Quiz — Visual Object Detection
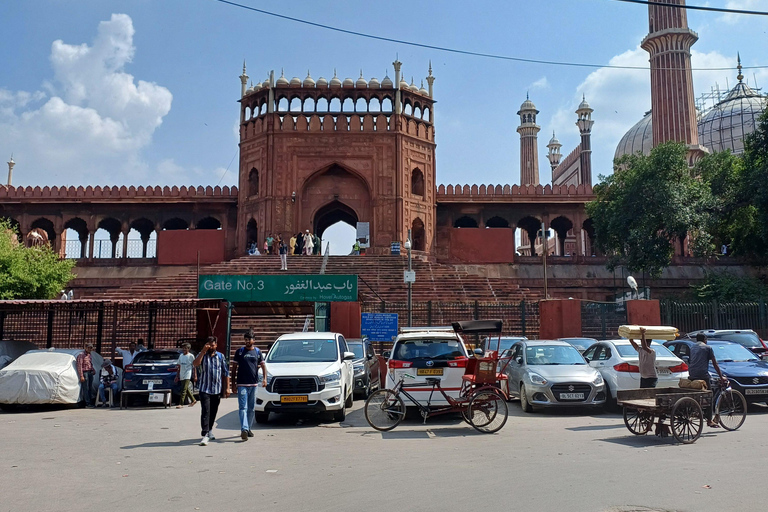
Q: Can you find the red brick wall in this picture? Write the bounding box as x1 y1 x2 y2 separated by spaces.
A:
157 230 225 265
448 228 515 263
330 302 362 339
626 300 661 326
539 299 582 339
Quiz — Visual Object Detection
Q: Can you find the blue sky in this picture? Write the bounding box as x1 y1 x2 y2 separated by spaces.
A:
1 1 766 252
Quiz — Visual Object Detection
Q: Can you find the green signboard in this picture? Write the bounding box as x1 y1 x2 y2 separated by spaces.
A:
198 274 358 302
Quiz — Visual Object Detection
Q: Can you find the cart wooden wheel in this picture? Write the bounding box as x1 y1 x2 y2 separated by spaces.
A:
670 397 704 444
623 406 654 435
467 390 508 434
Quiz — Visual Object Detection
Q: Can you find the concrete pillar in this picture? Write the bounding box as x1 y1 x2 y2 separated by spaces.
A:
88 231 95 259
539 299 582 339
121 229 129 259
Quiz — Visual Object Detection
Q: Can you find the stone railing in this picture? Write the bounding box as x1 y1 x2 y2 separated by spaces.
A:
0 185 239 200
437 183 594 197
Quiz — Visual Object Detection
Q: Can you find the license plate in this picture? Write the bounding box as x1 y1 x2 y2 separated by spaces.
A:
280 395 308 403
559 393 584 400
148 393 166 403
417 368 444 376
657 368 671 375
143 379 163 385
745 389 768 395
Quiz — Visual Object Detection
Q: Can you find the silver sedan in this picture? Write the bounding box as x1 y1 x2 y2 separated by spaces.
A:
501 340 606 412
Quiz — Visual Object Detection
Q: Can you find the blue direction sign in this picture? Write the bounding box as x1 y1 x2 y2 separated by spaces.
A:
361 312 399 342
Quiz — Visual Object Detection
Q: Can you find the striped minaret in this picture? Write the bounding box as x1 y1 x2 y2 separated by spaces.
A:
517 94 540 186
641 0 707 162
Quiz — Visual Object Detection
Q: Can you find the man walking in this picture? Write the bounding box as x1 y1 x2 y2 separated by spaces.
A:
689 332 728 428
628 327 657 388
303 230 314 256
232 330 267 440
175 343 197 408
193 337 230 446
76 344 96 408
278 236 288 271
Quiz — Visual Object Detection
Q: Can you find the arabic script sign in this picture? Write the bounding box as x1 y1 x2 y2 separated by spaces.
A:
198 275 358 302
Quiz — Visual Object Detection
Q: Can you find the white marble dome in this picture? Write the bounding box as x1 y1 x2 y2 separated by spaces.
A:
276 72 289 87
303 72 315 88
698 82 767 155
368 77 380 88
381 75 393 88
356 73 368 88
289 76 301 87
614 110 653 161
316 77 328 88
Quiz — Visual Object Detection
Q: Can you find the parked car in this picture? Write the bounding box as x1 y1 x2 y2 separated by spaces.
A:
346 338 381 398
0 348 104 407
0 340 37 370
665 339 768 404
582 340 688 407
255 332 355 423
558 337 598 354
122 349 182 404
687 329 768 358
386 327 470 407
501 340 605 412
480 336 527 355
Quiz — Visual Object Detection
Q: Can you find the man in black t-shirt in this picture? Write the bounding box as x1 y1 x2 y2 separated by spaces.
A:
232 330 267 440
689 333 728 427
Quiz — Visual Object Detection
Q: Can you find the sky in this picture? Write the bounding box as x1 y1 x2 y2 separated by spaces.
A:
1 0 767 253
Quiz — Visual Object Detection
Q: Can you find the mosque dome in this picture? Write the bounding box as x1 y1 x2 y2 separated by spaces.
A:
356 72 368 88
289 76 301 87
381 75 393 88
698 81 767 155
519 97 537 112
276 71 289 87
303 72 315 88
262 78 270 88
342 77 354 88
614 110 653 161
399 77 409 90
368 77 380 89
409 78 418 92
578 96 592 112
548 132 561 146
419 81 428 95
330 73 342 88
316 76 328 88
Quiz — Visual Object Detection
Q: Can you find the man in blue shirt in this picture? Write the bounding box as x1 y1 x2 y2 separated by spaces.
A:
689 333 728 428
232 329 267 440
193 337 230 446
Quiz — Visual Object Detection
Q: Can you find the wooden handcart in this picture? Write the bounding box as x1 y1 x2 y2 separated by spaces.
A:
617 387 713 444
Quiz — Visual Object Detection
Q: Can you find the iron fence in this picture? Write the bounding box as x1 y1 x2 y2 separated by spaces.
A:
581 301 627 340
63 239 156 259
0 300 220 358
661 300 768 337
361 300 539 349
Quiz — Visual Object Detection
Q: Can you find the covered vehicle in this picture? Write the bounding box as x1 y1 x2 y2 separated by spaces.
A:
0 348 103 405
0 340 38 370
687 329 768 358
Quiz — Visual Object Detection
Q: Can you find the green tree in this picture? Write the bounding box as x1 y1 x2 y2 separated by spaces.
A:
0 220 76 299
691 270 768 302
586 142 711 278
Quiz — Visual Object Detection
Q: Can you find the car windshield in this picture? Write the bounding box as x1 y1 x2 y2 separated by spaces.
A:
560 338 595 351
709 333 761 348
615 343 675 358
266 338 338 363
347 343 365 359
393 338 466 361
132 351 179 363
711 343 759 362
525 345 586 365
483 337 524 352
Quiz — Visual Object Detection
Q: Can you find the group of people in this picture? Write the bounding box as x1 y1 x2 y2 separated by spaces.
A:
630 328 728 429
76 339 150 408
247 231 322 259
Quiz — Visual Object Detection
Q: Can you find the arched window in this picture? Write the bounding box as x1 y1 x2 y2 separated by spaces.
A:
454 216 478 228
485 216 510 228
411 168 425 197
162 218 189 230
289 97 302 112
277 97 289 111
196 217 222 230
411 218 425 251
249 168 259 197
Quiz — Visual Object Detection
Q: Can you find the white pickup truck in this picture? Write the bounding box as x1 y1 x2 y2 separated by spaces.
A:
255 332 355 423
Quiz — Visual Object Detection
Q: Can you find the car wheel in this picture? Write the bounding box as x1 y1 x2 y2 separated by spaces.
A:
520 383 533 413
603 382 617 412
345 387 354 408
254 412 269 424
334 397 347 422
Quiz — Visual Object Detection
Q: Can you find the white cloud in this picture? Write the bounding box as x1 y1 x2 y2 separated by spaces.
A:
0 14 174 186
528 77 550 91
721 0 762 24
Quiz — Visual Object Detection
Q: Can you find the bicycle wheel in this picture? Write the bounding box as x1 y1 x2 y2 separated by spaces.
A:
364 389 406 432
716 389 747 431
623 406 654 435
670 397 703 444
467 390 508 434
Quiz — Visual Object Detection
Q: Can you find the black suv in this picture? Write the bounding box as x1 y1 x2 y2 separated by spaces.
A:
347 338 381 399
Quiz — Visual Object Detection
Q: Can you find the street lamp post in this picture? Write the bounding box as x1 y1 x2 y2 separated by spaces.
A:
404 229 412 327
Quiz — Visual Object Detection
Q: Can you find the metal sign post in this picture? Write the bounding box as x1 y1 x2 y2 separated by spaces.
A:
542 221 548 299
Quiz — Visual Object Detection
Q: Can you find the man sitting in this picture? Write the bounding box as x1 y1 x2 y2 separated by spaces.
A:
98 359 119 408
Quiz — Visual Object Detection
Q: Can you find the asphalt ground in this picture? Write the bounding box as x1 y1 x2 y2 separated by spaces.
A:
2 397 767 512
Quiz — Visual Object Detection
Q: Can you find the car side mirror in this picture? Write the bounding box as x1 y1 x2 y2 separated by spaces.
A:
382 350 391 359
473 348 484 356
343 351 355 361
516 357 523 365
584 357 590 363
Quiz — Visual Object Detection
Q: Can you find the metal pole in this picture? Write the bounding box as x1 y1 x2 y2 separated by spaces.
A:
542 222 548 299
407 228 412 327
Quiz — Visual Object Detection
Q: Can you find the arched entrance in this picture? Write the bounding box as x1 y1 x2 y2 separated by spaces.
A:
313 201 358 239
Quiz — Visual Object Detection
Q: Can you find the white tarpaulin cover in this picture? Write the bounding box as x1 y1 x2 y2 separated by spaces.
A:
0 340 37 369
0 349 103 404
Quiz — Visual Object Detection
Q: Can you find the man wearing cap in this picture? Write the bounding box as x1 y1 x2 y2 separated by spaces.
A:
98 359 119 407
303 230 314 256
76 344 96 408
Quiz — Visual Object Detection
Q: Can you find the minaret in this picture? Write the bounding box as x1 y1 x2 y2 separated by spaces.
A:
546 132 562 180
576 95 594 186
641 0 707 163
6 156 14 186
239 60 249 98
425 62 435 123
517 94 541 186
393 59 402 114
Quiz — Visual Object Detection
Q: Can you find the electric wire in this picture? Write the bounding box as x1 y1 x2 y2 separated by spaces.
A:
211 0 768 71
609 0 768 16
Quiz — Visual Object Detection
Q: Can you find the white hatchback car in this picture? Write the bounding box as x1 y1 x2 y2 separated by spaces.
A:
386 328 470 406
255 332 355 423
582 339 688 405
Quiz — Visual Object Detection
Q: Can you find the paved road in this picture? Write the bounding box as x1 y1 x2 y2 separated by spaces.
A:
2 398 767 512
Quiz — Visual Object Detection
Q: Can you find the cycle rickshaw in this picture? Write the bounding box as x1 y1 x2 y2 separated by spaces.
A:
364 320 512 434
